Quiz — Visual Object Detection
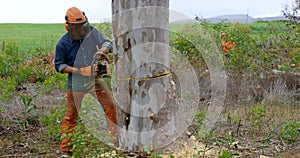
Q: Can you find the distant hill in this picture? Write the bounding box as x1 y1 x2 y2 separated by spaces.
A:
170 14 289 24
256 15 288 22
205 14 256 23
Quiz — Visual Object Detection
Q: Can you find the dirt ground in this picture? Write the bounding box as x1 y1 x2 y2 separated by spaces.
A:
0 84 299 158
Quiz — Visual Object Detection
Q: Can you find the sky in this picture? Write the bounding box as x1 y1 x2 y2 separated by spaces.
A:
0 0 294 23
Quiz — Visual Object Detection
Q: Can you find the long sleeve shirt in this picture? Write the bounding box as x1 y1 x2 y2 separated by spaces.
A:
54 26 112 91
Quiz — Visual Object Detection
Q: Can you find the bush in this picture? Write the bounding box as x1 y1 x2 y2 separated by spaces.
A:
280 120 300 143
0 77 16 102
40 73 67 93
42 106 66 141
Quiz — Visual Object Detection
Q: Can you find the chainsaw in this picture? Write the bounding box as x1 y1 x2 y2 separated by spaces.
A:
91 49 111 78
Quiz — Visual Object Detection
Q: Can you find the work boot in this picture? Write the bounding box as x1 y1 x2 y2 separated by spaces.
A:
60 151 72 158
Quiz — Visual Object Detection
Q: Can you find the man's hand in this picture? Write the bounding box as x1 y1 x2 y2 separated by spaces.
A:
79 66 98 77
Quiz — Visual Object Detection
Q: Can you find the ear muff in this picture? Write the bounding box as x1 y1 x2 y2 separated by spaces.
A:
65 23 69 31
65 15 68 21
65 15 69 31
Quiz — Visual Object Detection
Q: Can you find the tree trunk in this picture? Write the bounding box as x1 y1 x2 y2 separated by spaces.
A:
111 0 174 152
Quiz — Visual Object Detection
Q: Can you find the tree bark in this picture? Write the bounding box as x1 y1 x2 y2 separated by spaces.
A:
111 0 174 152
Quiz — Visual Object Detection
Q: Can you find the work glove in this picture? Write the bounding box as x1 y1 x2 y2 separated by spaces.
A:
79 66 98 77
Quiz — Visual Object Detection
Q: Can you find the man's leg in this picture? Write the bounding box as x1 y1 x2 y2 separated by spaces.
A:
92 79 118 143
61 91 85 152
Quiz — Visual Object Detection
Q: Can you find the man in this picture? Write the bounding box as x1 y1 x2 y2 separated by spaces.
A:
221 32 235 56
54 7 117 157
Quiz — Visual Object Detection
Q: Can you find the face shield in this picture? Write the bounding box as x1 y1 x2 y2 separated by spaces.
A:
68 21 91 40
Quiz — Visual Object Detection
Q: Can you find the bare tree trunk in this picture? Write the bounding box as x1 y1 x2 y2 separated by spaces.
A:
112 0 173 152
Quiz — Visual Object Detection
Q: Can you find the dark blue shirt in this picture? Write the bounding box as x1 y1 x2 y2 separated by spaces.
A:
54 26 112 91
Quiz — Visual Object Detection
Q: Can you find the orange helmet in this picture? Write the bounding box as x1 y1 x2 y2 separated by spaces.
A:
64 7 90 40
65 7 87 24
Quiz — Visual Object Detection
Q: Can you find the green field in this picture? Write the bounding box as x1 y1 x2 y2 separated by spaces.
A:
0 24 65 57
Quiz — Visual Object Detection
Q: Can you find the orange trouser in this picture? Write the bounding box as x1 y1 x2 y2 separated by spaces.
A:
61 80 117 152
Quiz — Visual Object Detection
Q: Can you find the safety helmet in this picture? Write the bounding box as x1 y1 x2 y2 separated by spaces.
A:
65 7 91 40
65 7 87 24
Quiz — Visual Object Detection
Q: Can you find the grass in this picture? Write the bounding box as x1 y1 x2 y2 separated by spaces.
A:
0 24 65 55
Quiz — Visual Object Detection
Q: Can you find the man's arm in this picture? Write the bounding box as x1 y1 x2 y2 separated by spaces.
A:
95 28 113 54
54 48 79 75
62 66 80 74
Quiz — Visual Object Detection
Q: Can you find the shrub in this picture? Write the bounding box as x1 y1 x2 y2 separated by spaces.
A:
280 120 300 143
18 93 39 128
42 106 66 141
0 77 16 102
